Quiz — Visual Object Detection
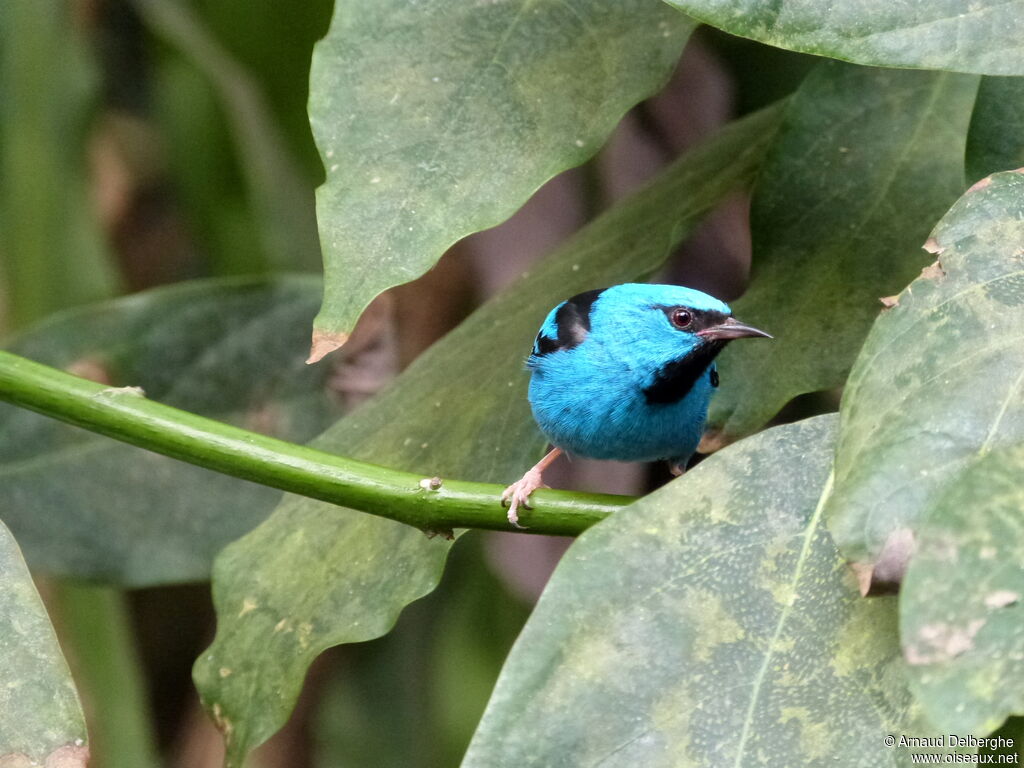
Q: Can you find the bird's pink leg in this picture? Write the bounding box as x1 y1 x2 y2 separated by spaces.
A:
501 447 564 528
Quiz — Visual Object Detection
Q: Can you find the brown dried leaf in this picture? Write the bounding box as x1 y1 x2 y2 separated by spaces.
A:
919 260 946 280
853 527 916 597
306 329 350 364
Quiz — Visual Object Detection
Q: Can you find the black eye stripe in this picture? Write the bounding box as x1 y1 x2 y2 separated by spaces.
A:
656 306 728 333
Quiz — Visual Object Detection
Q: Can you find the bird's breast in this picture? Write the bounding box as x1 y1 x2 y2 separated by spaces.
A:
527 352 715 463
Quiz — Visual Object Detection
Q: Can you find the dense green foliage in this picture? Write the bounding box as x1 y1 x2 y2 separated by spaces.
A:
1 1 1023 766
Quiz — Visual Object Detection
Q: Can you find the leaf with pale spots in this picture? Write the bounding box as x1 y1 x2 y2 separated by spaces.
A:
827 169 1024 573
709 61 976 439
194 105 783 768
0 520 87 765
660 0 1024 75
463 416 951 767
902 445 1024 734
308 0 694 350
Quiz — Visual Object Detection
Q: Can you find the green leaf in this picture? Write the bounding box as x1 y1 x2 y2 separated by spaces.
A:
308 0 694 349
967 77 1024 182
194 104 783 767
0 276 341 586
901 445 1024 734
464 416 949 766
0 0 120 328
710 61 977 439
827 169 1024 569
660 0 1024 76
0 520 87 766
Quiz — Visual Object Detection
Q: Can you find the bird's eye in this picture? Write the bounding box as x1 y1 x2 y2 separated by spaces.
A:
670 308 693 329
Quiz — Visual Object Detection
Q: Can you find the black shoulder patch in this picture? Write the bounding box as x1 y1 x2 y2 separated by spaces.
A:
532 288 605 357
643 342 725 405
710 368 719 388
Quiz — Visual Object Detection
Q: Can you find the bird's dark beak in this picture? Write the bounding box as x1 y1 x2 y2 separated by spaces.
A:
698 317 773 342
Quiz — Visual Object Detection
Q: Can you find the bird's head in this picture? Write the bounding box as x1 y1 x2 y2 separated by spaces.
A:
531 283 770 401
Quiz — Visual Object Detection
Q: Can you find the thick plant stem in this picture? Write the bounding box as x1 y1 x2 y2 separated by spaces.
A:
0 350 631 535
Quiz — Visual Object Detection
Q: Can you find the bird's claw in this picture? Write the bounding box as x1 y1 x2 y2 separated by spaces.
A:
501 469 548 529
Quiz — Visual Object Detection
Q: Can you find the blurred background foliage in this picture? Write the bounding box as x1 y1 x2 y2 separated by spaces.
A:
0 0 837 765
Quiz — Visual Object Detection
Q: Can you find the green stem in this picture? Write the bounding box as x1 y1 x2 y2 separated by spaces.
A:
0 350 631 535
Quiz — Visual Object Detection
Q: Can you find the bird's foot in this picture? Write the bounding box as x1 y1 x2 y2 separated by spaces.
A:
501 468 549 529
668 461 686 477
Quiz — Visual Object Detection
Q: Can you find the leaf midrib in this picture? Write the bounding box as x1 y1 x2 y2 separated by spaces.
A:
731 469 835 767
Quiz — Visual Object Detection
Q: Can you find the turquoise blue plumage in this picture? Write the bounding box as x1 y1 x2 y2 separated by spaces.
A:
502 283 771 526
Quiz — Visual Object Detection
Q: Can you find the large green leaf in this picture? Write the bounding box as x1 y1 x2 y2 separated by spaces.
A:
710 61 976 439
827 170 1024 569
0 277 340 585
661 0 1024 76
901 445 1024 734
308 0 694 352
0 520 87 766
194 104 783 767
464 416 951 767
967 77 1024 182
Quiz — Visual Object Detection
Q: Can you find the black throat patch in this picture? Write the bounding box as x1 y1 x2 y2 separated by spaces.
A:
533 288 605 356
642 341 725 405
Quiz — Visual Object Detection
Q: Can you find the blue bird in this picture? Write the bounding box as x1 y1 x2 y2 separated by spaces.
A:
502 283 771 526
